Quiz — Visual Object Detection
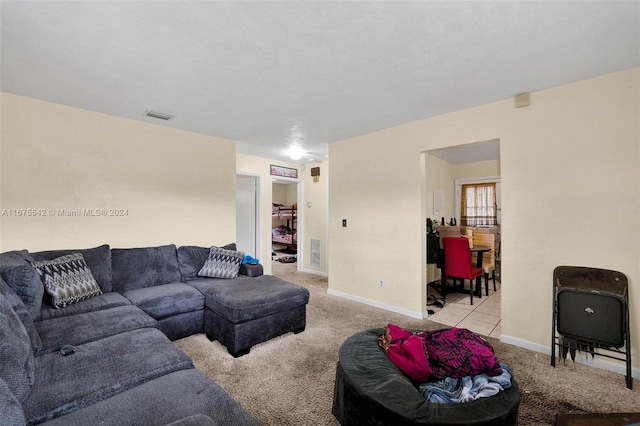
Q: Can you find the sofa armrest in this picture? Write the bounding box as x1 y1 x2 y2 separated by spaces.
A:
239 264 263 277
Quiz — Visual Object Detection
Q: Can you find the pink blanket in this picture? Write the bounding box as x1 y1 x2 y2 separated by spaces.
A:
379 324 502 382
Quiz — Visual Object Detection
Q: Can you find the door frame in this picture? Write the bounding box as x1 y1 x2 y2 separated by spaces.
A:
271 176 303 272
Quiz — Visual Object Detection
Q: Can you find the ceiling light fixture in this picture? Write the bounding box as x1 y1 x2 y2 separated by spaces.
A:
145 110 173 121
287 146 305 161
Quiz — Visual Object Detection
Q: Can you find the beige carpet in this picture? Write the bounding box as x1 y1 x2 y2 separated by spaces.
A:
175 263 639 425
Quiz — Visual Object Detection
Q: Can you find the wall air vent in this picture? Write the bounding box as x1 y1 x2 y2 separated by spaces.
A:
310 238 321 269
145 110 173 121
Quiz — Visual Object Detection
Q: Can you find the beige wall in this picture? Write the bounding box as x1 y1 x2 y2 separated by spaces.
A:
424 157 501 226
236 154 328 276
272 183 297 206
0 93 237 251
329 68 640 371
454 159 500 180
301 160 328 274
425 154 456 224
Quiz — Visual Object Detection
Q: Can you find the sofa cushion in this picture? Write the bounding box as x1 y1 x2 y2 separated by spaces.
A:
188 275 310 323
32 253 103 309
156 310 204 342
39 291 131 321
30 244 113 292
0 290 34 403
177 243 236 281
122 283 204 319
111 244 182 292
40 370 260 426
0 377 26 426
198 246 245 279
0 250 44 321
0 276 42 353
22 328 194 424
35 305 157 354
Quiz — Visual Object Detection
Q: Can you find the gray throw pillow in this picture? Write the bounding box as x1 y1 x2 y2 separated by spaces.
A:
198 246 245 279
0 292 34 403
177 243 237 280
32 253 103 309
30 244 113 292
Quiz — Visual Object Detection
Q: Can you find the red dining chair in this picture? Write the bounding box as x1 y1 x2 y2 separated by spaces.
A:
443 237 483 305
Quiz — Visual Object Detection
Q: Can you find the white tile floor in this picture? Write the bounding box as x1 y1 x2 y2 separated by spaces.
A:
428 281 502 338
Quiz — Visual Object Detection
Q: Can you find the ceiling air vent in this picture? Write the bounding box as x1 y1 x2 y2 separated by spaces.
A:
145 110 173 121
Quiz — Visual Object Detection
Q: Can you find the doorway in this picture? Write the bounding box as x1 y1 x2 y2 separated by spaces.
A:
271 177 302 274
423 139 502 337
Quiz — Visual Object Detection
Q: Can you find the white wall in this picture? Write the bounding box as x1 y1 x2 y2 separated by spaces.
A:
329 68 640 370
0 93 237 251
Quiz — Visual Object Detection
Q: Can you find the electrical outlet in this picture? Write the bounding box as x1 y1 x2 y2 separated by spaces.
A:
379 279 384 288
342 219 347 227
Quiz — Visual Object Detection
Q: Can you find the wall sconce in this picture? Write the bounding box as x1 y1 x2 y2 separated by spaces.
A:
311 167 320 183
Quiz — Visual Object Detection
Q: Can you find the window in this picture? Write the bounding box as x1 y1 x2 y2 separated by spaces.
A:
460 183 497 226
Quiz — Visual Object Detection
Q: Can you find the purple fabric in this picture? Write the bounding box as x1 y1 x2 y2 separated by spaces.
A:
424 327 502 380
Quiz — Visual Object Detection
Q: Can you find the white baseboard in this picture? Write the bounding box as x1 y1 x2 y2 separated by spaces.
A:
501 334 639 379
326 289 427 319
300 268 327 277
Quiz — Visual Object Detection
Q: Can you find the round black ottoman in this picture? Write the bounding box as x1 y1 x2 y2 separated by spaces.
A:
332 328 520 426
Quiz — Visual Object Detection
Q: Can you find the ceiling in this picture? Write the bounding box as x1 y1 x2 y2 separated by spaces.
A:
1 1 638 165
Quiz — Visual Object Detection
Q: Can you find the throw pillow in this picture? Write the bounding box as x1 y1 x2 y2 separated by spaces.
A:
198 246 245 279
31 253 103 309
30 244 113 292
177 243 238 281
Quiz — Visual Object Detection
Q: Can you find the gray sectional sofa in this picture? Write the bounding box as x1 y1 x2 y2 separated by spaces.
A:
0 243 310 425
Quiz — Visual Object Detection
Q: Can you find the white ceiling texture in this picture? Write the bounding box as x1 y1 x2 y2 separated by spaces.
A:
1 1 639 164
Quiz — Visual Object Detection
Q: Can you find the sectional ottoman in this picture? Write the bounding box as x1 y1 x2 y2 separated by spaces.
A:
0 242 310 425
